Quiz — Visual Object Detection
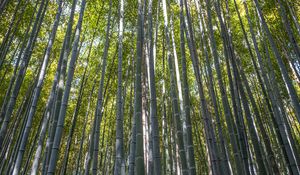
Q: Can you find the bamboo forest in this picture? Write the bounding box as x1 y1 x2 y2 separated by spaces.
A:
1 0 300 174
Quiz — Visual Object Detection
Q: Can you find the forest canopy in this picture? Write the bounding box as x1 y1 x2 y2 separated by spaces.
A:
0 0 300 174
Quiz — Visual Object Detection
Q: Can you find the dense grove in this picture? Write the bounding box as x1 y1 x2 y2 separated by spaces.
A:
0 0 299 174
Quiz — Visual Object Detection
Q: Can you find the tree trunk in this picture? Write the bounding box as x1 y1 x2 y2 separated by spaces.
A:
114 0 125 173
46 0 86 173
